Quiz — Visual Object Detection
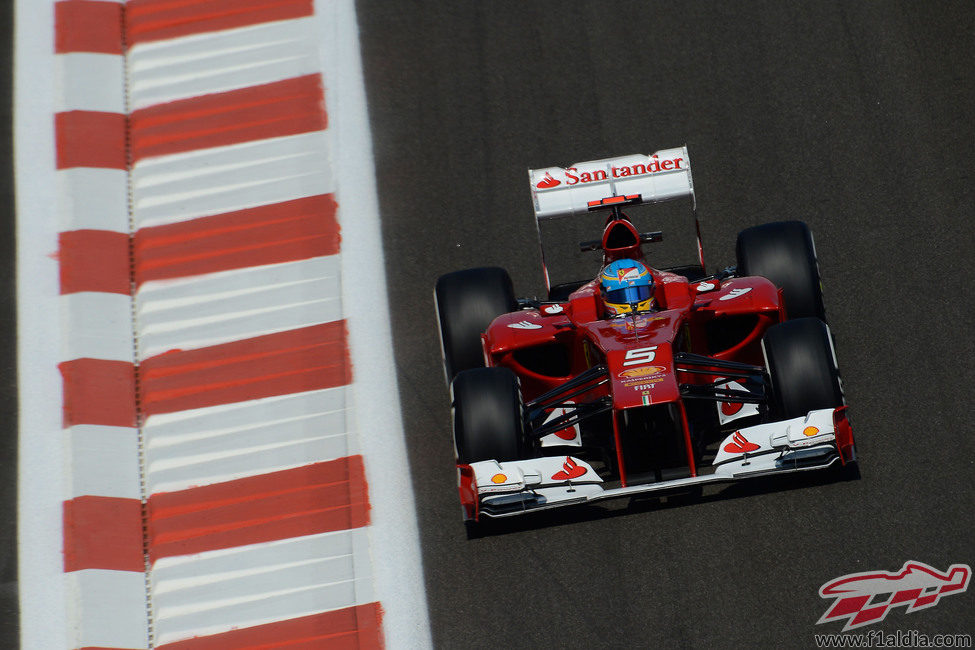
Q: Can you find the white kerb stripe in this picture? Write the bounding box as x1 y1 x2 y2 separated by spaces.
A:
316 0 432 647
144 387 353 495
66 570 149 649
64 425 141 500
143 386 359 494
131 131 334 229
60 292 135 363
56 53 125 113
16 0 70 646
128 17 322 111
136 255 343 359
56 168 129 233
150 529 374 647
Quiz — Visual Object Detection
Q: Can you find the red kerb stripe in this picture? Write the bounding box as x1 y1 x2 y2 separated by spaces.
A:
148 456 370 562
127 0 314 46
134 194 339 284
155 603 383 650
59 358 137 428
56 111 127 170
59 230 131 295
55 0 124 54
130 74 325 160
63 496 144 572
140 321 352 415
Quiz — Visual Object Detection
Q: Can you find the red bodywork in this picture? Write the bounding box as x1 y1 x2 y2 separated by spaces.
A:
480 215 785 487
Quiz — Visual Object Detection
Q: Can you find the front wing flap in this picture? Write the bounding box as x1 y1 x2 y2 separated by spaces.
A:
459 407 854 521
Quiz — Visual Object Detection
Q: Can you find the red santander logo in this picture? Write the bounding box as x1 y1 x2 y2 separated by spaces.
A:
551 457 586 480
564 156 684 186
723 431 760 454
535 172 560 189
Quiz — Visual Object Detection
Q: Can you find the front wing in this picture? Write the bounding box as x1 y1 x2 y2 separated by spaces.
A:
459 407 855 521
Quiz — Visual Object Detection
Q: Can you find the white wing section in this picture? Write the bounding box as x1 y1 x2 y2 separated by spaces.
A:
529 147 694 220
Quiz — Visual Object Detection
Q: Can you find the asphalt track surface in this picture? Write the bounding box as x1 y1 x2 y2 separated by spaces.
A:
1 0 17 644
359 2 974 648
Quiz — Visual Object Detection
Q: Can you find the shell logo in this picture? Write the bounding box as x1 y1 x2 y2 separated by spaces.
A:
618 366 666 379
803 426 820 437
491 473 508 484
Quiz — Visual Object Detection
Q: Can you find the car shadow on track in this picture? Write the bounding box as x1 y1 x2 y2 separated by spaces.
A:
465 463 861 539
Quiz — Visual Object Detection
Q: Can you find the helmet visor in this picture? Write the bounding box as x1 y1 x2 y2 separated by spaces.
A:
605 285 652 305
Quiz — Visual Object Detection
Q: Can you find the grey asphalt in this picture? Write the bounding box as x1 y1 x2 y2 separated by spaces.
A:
358 1 974 648
1 0 17 643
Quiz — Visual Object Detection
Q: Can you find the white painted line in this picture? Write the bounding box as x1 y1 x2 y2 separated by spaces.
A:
65 570 149 649
131 131 335 229
151 529 374 647
315 1 432 648
136 255 343 359
64 426 141 499
144 387 354 494
129 18 321 110
56 53 126 113
15 0 70 647
56 168 129 232
60 292 135 362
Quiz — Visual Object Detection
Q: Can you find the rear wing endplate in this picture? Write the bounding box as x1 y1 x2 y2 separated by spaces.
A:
529 147 695 221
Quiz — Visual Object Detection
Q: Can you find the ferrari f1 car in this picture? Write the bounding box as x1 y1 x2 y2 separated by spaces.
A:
435 147 856 522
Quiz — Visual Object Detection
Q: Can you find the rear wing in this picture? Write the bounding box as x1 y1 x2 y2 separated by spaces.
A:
528 147 704 291
529 147 695 220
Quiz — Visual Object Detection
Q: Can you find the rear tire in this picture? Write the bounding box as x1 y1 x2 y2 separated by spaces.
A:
435 267 516 381
736 221 825 320
762 318 844 419
451 367 527 464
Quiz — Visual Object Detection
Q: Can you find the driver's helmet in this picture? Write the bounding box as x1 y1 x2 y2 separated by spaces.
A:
599 259 656 317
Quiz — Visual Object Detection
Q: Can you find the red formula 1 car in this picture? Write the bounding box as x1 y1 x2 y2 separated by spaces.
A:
435 148 856 522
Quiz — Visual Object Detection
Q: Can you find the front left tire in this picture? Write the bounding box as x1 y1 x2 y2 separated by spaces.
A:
762 317 844 420
736 220 825 321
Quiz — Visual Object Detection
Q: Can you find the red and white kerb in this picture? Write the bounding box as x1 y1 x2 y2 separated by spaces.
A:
55 1 383 647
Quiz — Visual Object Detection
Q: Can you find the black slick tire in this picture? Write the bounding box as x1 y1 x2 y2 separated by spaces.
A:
736 221 825 320
762 317 844 420
435 267 516 381
451 367 526 464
